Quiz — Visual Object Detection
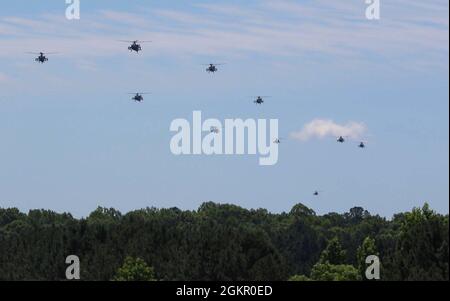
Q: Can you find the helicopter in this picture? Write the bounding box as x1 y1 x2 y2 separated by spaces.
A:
27 52 57 63
210 126 221 134
128 92 150 102
203 63 224 73
337 136 346 143
359 141 366 148
253 96 270 105
119 40 151 53
313 190 323 196
274 138 282 144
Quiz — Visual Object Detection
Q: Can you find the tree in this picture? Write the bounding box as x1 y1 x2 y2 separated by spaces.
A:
345 207 370 223
88 207 122 225
290 203 316 217
288 274 311 281
319 237 346 265
0 203 447 281
113 257 156 281
388 203 449 280
310 263 361 281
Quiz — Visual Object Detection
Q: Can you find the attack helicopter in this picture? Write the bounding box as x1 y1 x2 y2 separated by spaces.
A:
27 52 58 63
119 40 152 53
203 63 225 73
337 136 346 143
253 96 270 105
210 126 221 134
128 92 150 103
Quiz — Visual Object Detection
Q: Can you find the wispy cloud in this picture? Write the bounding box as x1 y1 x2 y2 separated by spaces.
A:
0 0 447 70
290 119 367 141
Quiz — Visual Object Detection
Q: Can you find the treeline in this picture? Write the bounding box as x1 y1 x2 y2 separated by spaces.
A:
0 202 448 281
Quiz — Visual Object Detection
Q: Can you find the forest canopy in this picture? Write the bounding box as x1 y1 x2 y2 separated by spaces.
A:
0 202 448 281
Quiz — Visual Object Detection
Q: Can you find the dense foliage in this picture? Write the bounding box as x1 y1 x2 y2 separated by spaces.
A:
113 257 156 281
0 202 447 281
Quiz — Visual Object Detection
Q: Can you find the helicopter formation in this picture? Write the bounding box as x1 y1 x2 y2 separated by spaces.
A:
337 136 367 148
27 48 274 106
27 37 367 198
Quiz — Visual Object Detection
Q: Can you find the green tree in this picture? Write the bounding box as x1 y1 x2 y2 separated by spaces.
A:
0 203 447 281
113 257 156 281
310 263 361 281
288 274 311 281
389 203 449 280
319 237 346 265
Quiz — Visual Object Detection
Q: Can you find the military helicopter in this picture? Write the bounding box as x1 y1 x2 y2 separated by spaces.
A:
358 141 366 148
119 40 151 53
27 52 58 63
128 92 150 102
337 136 346 143
203 63 224 73
210 126 221 134
274 138 283 144
313 190 323 196
253 96 270 105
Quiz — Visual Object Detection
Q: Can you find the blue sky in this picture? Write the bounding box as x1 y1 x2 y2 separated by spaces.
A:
0 0 448 217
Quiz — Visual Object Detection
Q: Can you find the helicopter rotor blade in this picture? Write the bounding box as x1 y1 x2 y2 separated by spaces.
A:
119 40 152 43
27 52 59 54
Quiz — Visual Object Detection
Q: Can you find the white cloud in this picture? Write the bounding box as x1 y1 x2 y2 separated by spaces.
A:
290 119 367 141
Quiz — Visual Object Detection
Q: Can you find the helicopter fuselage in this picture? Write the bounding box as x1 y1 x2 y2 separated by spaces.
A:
206 65 218 73
254 98 264 104
132 94 144 102
35 55 48 63
129 43 142 53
